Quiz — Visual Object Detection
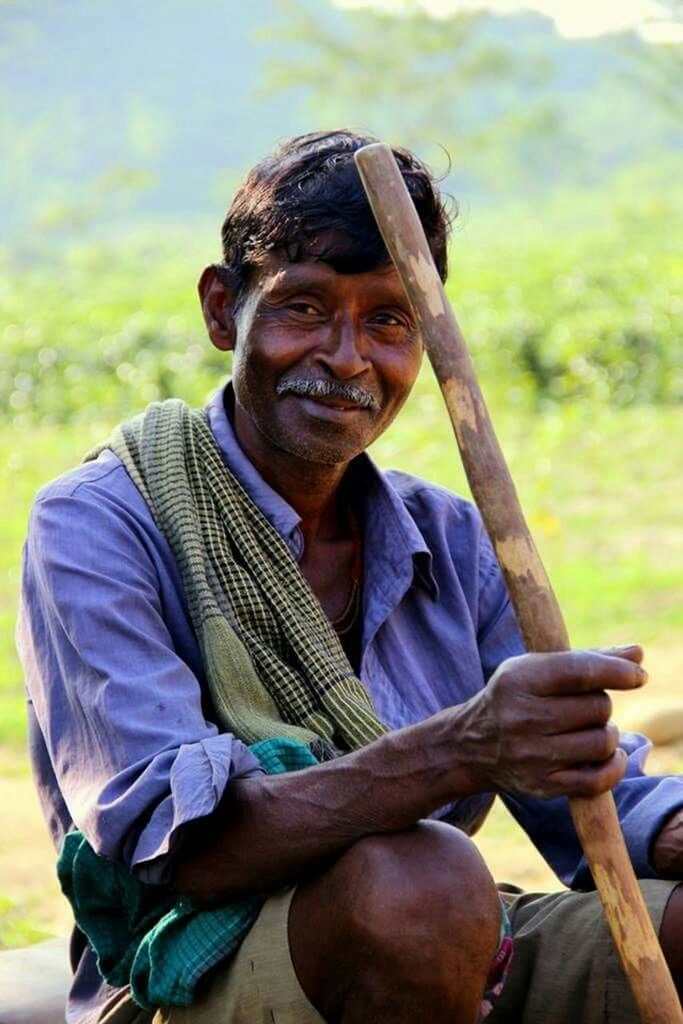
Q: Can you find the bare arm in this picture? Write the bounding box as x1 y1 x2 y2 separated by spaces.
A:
174 647 644 904
173 715 467 904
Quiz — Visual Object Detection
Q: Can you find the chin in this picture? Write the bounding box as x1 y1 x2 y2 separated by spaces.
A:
271 429 365 467
286 439 362 466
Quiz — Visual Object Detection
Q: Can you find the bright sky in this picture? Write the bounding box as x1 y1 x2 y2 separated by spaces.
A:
336 0 683 41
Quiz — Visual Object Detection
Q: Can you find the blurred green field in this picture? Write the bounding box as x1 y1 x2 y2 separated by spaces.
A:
0 190 681 946
2 183 682 428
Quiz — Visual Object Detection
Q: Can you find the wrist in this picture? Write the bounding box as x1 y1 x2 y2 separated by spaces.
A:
371 707 487 819
423 702 495 797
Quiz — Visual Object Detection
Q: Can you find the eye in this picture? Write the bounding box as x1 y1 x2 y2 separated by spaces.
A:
287 302 321 316
369 310 408 327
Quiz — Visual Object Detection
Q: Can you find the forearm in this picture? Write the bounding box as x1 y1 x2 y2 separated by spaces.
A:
174 647 648 903
173 712 475 904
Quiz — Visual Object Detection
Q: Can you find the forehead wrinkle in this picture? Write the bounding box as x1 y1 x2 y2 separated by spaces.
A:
259 259 410 307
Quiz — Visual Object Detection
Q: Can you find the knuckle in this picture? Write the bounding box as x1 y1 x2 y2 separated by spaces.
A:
588 726 612 761
598 726 617 759
613 747 628 781
545 770 574 799
499 705 519 733
595 692 613 723
494 656 522 688
579 752 625 797
576 650 597 684
488 673 505 699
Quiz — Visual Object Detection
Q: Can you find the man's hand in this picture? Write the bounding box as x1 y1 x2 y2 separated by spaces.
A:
443 645 647 801
653 809 683 879
174 644 648 904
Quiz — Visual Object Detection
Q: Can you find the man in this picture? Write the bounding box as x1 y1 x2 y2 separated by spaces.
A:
18 130 682 1024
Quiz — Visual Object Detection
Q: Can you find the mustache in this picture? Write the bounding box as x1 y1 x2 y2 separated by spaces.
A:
276 377 381 411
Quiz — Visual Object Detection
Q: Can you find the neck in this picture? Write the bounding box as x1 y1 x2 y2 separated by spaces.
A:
233 402 352 543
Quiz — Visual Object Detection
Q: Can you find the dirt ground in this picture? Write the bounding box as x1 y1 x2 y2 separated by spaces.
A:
1 644 681 945
0 772 73 938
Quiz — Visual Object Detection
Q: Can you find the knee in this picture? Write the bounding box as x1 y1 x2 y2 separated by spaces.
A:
290 822 501 1022
334 820 500 963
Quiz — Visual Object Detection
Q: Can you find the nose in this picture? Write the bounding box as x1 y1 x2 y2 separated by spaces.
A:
315 313 370 380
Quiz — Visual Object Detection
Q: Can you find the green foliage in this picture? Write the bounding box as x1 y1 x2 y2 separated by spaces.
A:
451 203 683 408
619 0 683 116
260 1 683 198
2 1 682 238
260 0 551 171
1 187 680 429
0 232 227 428
0 894 52 948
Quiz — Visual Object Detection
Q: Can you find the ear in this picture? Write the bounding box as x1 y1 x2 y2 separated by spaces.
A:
198 265 237 352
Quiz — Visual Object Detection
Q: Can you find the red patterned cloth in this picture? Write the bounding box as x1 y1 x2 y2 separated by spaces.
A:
480 896 514 1020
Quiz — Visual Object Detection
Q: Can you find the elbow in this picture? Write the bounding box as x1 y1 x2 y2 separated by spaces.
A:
171 848 240 907
172 854 219 906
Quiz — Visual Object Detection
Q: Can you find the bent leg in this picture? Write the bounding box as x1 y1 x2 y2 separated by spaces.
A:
659 883 683 1000
155 875 679 1024
488 878 681 1024
156 887 323 1024
289 819 502 1024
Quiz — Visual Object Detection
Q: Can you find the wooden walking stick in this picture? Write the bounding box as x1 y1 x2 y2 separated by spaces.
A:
355 142 681 1024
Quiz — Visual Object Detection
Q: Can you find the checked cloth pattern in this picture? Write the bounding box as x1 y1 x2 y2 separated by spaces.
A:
86 398 387 755
58 738 318 1010
59 399 390 1010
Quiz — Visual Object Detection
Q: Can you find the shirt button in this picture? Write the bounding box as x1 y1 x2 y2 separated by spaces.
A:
289 529 304 561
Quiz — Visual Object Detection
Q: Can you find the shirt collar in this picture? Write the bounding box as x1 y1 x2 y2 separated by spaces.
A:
347 456 438 600
205 382 438 598
206 384 303 553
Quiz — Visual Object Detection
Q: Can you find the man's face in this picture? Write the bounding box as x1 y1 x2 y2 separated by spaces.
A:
229 253 423 468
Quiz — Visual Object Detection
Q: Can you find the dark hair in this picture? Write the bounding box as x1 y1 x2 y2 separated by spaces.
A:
218 129 452 304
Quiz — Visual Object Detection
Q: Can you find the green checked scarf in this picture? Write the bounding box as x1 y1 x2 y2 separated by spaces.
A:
86 397 387 754
59 737 318 1011
59 397 388 1010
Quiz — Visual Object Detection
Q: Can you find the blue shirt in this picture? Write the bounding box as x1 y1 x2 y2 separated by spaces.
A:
17 384 683 1023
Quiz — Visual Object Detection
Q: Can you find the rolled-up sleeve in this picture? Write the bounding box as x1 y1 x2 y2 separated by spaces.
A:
502 738 683 888
18 485 262 885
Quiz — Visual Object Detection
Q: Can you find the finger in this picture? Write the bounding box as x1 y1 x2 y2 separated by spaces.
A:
522 650 647 697
532 692 613 734
538 722 621 767
594 644 644 666
546 747 628 798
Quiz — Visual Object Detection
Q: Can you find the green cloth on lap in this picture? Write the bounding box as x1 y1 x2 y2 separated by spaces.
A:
57 737 317 1011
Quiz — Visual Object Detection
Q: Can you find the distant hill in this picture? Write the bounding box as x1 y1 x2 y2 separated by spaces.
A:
1 0 681 242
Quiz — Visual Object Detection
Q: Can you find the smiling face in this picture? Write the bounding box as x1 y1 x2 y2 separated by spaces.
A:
203 252 423 472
